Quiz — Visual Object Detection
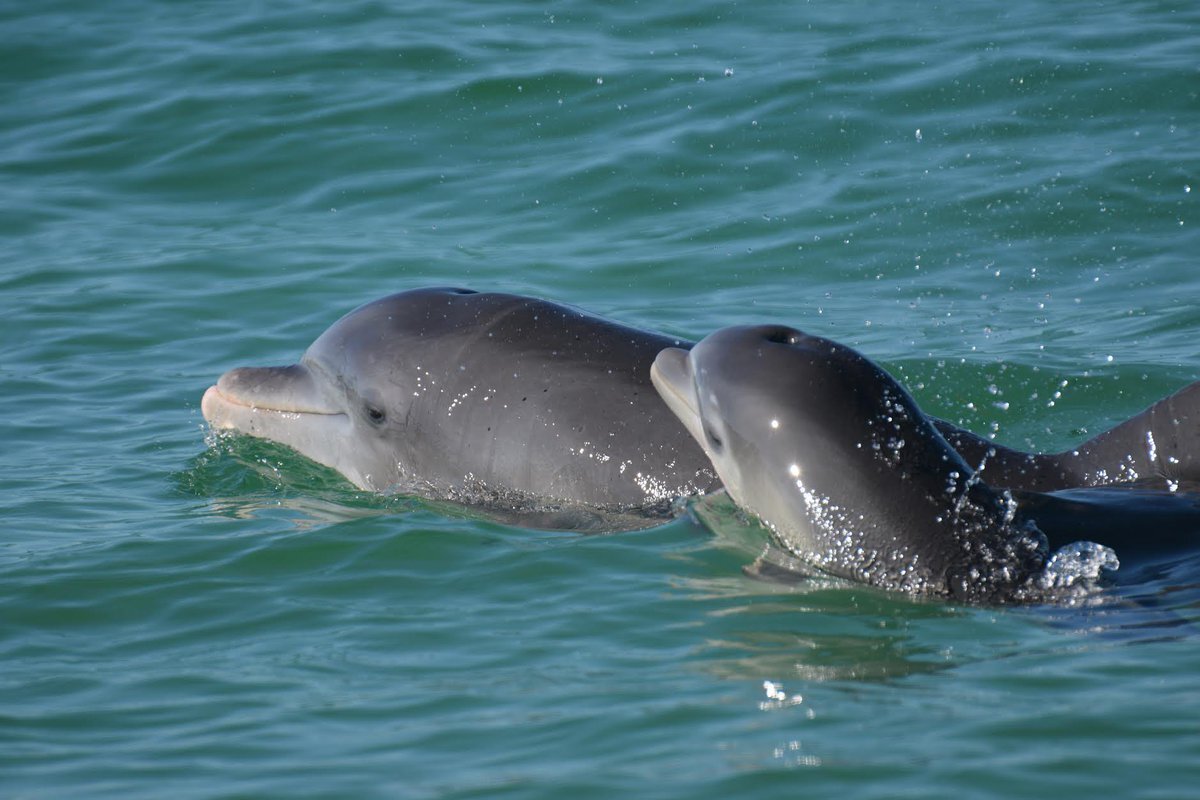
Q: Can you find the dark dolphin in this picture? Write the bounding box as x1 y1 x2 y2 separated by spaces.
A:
651 325 1200 602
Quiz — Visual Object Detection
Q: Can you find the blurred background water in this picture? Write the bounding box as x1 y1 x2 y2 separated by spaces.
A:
2 1 1198 797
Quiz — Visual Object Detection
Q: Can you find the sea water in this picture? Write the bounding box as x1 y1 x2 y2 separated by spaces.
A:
3 1 1199 797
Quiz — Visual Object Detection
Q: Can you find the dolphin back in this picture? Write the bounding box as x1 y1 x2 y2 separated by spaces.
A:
935 381 1200 493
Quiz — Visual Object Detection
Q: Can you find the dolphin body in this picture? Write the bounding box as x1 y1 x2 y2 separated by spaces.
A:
652 325 1200 603
202 287 722 517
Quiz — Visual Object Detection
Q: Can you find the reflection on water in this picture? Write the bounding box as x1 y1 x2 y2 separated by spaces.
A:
675 493 965 681
682 492 1200 683
173 435 402 527
180 435 1200 690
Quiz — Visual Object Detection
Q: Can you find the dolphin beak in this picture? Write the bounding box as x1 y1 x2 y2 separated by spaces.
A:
202 364 342 428
650 347 707 449
201 362 372 488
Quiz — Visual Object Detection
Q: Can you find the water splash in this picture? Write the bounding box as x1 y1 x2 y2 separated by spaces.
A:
1035 540 1120 594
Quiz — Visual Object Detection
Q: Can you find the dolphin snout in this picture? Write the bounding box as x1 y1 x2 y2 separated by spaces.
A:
201 384 235 428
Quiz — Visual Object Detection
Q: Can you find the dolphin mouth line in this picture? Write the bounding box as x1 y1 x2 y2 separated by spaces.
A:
202 384 346 420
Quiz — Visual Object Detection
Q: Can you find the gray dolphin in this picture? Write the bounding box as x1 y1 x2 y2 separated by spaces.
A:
651 325 1200 602
202 287 721 516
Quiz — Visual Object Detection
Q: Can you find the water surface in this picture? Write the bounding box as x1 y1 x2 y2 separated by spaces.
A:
3 1 1199 797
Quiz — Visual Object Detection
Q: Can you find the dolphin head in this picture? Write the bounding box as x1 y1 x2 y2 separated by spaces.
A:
652 324 1045 598
651 325 903 537
202 288 478 491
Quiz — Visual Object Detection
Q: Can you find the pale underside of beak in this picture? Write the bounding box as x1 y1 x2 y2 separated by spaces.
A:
650 347 707 451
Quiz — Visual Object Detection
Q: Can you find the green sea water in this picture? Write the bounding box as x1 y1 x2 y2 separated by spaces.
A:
3 1 1199 797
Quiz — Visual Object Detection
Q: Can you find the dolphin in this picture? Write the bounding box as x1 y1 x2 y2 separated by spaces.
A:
202 287 721 518
651 325 1200 602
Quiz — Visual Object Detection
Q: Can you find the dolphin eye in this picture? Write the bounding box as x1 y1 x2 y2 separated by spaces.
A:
365 405 386 425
